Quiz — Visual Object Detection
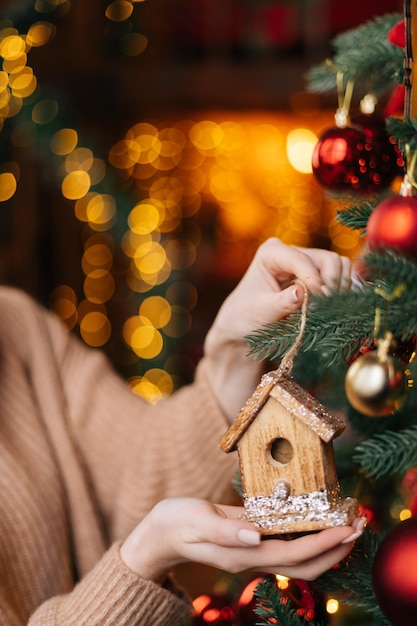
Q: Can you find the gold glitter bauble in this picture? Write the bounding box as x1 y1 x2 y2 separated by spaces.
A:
345 351 409 417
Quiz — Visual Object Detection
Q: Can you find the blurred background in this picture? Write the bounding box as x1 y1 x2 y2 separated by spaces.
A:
0 1 405 621
0 0 403 397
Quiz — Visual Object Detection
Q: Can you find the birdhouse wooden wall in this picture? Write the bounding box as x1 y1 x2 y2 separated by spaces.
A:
236 395 340 500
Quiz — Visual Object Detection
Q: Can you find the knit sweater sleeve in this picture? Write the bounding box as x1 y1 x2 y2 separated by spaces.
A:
0 288 241 625
28 543 192 626
42 292 239 539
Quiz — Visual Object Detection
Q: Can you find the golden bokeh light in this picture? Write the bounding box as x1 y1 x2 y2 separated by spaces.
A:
50 128 78 155
4 93 22 118
286 128 317 174
80 311 112 347
121 230 154 258
139 296 172 328
108 138 140 169
0 172 17 201
142 368 174 396
123 315 164 359
84 269 115 304
0 71 8 92
120 32 148 57
133 240 168 276
65 147 94 172
49 285 78 330
129 368 174 402
31 98 58 124
399 508 412 521
189 120 226 154
61 170 91 199
105 0 134 22
85 193 117 230
128 200 164 234
0 35 26 60
82 241 114 274
275 574 289 590
326 598 339 615
3 53 27 74
131 325 163 359
9 67 37 98
129 377 160 402
26 22 56 47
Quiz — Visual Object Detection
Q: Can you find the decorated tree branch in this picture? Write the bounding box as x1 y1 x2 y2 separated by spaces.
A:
243 3 417 625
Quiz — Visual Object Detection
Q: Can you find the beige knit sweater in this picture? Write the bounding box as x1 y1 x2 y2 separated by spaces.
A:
0 287 238 625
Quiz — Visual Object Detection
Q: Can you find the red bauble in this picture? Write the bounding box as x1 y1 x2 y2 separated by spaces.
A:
372 517 417 626
312 125 367 191
312 114 403 193
366 195 417 262
351 111 403 185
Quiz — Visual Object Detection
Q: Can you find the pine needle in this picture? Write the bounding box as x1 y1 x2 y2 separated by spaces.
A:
246 250 417 368
253 578 326 626
315 530 391 623
353 425 417 478
306 13 404 94
336 200 379 232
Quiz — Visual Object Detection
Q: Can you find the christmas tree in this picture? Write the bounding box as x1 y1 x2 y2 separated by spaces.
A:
242 5 417 626
1 2 415 624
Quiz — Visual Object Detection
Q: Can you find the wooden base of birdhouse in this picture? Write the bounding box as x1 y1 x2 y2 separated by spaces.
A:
241 489 359 535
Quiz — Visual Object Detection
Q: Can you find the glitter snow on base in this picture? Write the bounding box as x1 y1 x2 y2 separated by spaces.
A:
242 486 359 534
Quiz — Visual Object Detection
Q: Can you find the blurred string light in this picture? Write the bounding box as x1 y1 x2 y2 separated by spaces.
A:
0 2 364 403
105 0 148 57
326 598 339 615
108 115 363 402
0 0 163 401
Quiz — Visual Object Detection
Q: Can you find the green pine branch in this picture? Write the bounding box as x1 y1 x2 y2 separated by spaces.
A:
353 424 417 478
336 200 378 232
385 116 417 153
246 250 417 368
306 13 404 95
315 530 391 624
253 578 326 626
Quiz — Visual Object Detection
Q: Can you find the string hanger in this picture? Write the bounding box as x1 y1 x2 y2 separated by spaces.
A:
274 279 309 380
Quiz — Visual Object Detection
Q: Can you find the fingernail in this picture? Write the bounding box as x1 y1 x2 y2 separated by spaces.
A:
291 286 301 304
341 517 367 544
321 285 332 297
353 517 367 532
341 531 362 544
238 528 261 546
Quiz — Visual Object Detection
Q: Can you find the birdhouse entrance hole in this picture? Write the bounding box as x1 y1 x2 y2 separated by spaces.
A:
270 437 293 465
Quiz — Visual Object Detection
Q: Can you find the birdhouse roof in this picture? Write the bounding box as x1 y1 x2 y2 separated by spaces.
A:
219 371 346 452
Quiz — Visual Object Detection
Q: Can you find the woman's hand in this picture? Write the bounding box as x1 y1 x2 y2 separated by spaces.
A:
204 238 352 421
120 498 365 583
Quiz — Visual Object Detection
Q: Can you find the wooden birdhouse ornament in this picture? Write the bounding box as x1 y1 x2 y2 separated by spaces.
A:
219 285 358 535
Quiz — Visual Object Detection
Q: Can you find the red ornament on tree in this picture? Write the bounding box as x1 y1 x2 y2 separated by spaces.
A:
366 185 417 262
312 97 403 193
312 121 368 191
372 517 417 626
351 107 403 187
